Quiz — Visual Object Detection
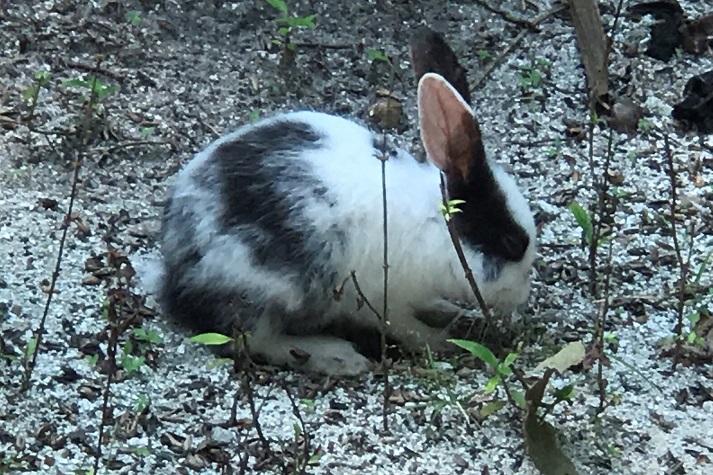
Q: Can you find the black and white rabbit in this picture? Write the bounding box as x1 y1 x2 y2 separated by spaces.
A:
155 28 536 375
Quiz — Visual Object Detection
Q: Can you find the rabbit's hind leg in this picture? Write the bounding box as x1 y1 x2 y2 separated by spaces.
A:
247 308 374 376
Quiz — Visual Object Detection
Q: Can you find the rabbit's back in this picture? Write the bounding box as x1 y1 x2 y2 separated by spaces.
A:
157 111 431 334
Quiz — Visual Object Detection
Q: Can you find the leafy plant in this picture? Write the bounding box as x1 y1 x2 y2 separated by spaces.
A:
266 0 317 51
366 48 390 63
22 70 51 123
132 327 163 345
191 332 237 369
125 10 142 26
63 76 116 108
140 126 155 138
118 340 145 375
518 66 543 89
449 339 525 409
569 201 593 246
637 117 652 134
135 394 150 412
439 198 466 222
476 49 492 60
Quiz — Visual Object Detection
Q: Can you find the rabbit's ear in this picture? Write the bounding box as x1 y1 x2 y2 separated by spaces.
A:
417 73 486 181
409 26 471 104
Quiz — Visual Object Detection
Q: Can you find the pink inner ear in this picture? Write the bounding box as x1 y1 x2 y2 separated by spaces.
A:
417 73 473 173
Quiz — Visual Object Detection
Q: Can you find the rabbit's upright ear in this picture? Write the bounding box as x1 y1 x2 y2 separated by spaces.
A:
409 26 471 104
417 73 486 181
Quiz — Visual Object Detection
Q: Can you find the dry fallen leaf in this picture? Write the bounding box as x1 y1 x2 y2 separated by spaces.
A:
368 88 402 129
533 341 586 374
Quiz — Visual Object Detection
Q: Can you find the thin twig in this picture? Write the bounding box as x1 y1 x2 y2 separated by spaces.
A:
439 174 491 322
93 293 120 473
65 61 125 82
237 332 271 453
596 239 614 415
281 382 310 475
350 271 383 320
609 0 628 40
473 0 542 30
21 58 103 391
293 42 352 50
472 6 565 90
664 133 688 370
378 128 391 432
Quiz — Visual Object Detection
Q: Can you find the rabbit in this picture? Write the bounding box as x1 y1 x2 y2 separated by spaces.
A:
155 27 537 376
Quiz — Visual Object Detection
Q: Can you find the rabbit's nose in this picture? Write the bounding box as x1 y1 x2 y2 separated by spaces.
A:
501 233 529 261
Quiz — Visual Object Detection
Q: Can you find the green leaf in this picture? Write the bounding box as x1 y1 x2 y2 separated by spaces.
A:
140 126 155 138
448 339 499 368
190 332 233 345
63 78 90 88
22 85 38 102
206 357 233 370
133 327 163 344
125 10 142 26
34 70 50 83
25 337 38 359
511 390 527 409
277 26 290 36
481 400 506 417
366 48 389 62
503 351 519 368
484 374 500 393
568 202 593 244
135 394 150 412
553 384 575 401
266 0 288 13
85 354 99 367
291 14 316 29
120 354 145 374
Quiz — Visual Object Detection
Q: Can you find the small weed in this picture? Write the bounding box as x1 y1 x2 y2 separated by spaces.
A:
439 198 466 222
638 118 652 134
85 353 99 368
22 70 51 124
546 136 562 158
449 339 525 409
118 340 145 375
132 326 163 345
266 0 317 52
125 10 142 26
248 108 261 123
63 76 116 109
366 48 390 63
139 126 155 138
476 49 492 61
135 393 151 412
569 201 594 246
518 62 544 89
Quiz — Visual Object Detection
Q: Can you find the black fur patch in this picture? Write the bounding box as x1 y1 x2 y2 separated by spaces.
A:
214 120 325 272
450 158 530 263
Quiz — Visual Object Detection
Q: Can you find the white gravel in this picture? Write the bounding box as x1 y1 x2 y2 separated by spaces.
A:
1 1 712 474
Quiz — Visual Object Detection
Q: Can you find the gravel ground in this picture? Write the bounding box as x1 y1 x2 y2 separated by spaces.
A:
1 1 712 474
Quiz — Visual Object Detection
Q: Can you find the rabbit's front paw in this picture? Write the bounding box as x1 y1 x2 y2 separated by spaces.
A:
287 337 373 376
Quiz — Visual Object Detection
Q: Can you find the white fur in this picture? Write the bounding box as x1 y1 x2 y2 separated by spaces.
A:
159 109 537 375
